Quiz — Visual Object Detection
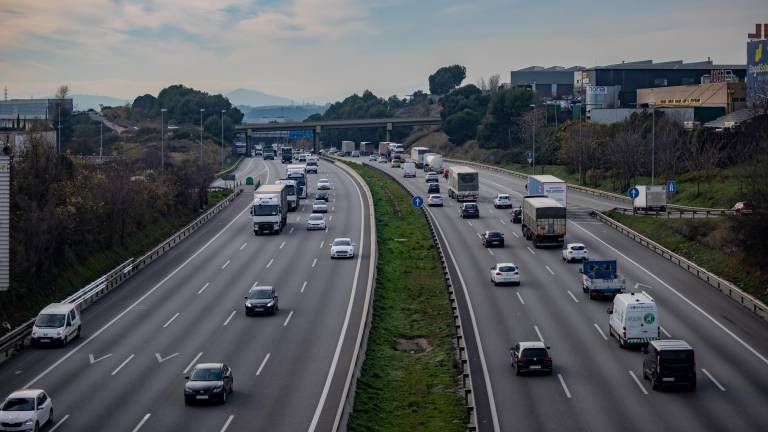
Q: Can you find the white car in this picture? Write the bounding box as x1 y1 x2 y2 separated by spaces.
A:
427 194 443 207
330 238 355 259
312 200 328 213
425 172 439 183
494 194 514 209
562 243 589 263
0 389 54 431
490 263 520 286
369 154 377 161
317 179 331 190
377 156 387 163
306 214 327 230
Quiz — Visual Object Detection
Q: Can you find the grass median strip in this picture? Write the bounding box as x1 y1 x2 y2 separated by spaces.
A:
346 163 466 432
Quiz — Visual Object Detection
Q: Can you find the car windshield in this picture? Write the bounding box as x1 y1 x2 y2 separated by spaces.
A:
499 266 517 272
487 232 502 238
309 214 324 221
248 289 273 300
521 348 548 358
35 313 66 328
1 398 35 411
430 195 441 199
333 239 351 247
571 245 585 251
314 200 325 206
253 204 279 216
465 204 477 209
319 179 329 184
191 368 222 381
497 195 510 200
659 350 694 362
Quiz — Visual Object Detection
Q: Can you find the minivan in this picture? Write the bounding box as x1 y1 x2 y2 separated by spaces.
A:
643 340 696 391
31 303 81 346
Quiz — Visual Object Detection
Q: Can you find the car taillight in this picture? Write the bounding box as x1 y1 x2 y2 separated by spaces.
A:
496 272 502 276
622 326 626 339
543 357 552 363
513 272 519 275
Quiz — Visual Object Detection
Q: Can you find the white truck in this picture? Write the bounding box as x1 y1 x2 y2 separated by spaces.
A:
527 175 567 207
410 146 431 169
402 162 416 178
341 140 355 156
633 185 667 212
580 260 626 300
448 166 479 201
608 292 660 348
251 184 289 235
423 153 444 173
521 196 566 247
274 179 298 211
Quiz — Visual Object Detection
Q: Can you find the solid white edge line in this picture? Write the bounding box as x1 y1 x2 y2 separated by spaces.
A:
557 373 572 398
593 323 608 340
516 292 525 305
183 352 203 374
571 220 768 367
701 368 726 391
283 310 294 327
567 290 580 303
162 313 180 328
628 370 648 395
23 164 272 389
110 354 135 376
534 325 545 344
49 414 70 432
222 310 237 326
131 413 151 432
256 353 271 376
220 414 235 432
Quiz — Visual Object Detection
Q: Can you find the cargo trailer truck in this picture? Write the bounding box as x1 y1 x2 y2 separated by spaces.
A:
448 166 479 201
527 175 567 207
274 179 298 211
251 184 289 235
411 147 431 168
521 196 566 247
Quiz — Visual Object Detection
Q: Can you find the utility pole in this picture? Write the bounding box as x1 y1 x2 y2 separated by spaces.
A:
220 109 226 170
199 108 205 164
651 103 656 185
160 108 167 170
530 103 536 175
57 103 61 154
99 122 103 164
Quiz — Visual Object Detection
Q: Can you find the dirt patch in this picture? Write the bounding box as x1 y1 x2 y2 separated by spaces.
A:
395 337 433 355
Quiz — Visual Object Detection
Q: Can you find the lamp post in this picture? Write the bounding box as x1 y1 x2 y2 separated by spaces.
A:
160 108 167 170
650 103 656 185
220 109 226 170
199 108 205 164
99 122 103 164
57 103 61 154
530 103 536 175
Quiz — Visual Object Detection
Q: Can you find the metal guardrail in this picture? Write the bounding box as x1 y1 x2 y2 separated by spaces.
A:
593 211 768 321
611 207 752 218
215 156 244 178
0 187 243 365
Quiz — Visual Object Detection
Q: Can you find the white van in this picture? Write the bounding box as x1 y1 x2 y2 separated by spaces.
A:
403 162 416 178
31 303 82 346
607 292 659 348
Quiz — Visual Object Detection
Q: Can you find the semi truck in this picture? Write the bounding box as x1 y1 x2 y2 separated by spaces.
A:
341 141 355 156
378 142 390 158
286 164 308 198
580 259 626 300
448 166 479 201
521 196 566 248
274 179 298 211
527 175 567 207
281 147 293 164
423 153 443 173
251 184 289 235
633 185 667 211
410 146 431 168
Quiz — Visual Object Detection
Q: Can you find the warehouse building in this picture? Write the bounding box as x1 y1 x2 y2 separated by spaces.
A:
0 98 73 129
510 66 585 101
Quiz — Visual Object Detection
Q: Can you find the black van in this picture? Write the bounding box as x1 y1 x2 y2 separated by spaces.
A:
643 340 696 391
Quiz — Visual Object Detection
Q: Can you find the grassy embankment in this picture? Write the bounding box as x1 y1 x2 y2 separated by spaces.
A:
345 163 466 431
605 210 767 305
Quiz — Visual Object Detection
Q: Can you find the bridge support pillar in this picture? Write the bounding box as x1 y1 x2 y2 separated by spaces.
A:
386 122 392 142
314 125 321 154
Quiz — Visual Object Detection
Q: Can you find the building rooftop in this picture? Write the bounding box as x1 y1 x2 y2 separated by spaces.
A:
514 66 585 72
592 60 745 70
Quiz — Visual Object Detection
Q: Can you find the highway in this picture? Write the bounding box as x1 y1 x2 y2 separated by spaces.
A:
362 158 768 432
0 157 374 431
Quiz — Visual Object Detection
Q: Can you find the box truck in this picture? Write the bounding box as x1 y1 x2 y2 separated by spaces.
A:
341 141 355 156
633 185 667 212
448 166 479 201
527 175 567 207
521 196 566 247
251 184 289 235
411 147 431 168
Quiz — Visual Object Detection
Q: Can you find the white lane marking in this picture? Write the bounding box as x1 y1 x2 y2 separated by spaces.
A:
534 325 545 343
88 353 112 364
256 353 271 376
13 370 21 375
49 414 70 431
489 209 495 214
526 246 536 255
110 354 135 376
329 215 333 221
301 206 305 212
280 241 286 249
660 326 671 337
571 220 768 367
220 415 235 432
466 220 473 226
593 323 608 340
131 413 151 432
320 241 325 248
251 281 259 289
512 232 520 238
296 216 301 221
221 260 230 269
222 310 237 326
283 310 294 327
516 292 525 305
701 368 726 391
290 227 295 234
567 291 580 303
21 173 267 389
487 249 495 256
325 227 328 233
545 265 555 275
558 374 572 398
198 283 210 294
628 370 648 395
476 233 482 239
312 258 318 268
500 219 506 225
634 282 654 290
240 242 247 250
155 352 180 363
332 206 335 211
266 258 274 269
183 352 203 374
162 313 180 328
301 281 308 293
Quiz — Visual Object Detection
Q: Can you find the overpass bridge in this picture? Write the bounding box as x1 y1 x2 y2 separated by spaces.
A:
235 116 441 152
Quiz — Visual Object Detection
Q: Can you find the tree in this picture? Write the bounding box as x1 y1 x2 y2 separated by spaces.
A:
132 94 159 120
55 85 70 100
444 109 482 144
429 65 467 95
477 87 534 150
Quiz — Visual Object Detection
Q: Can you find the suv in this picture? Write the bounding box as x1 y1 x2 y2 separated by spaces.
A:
425 172 439 183
459 202 479 219
428 183 440 194
510 341 552 375
244 286 279 315
481 231 505 247
643 340 696 391
494 194 513 209
511 207 522 224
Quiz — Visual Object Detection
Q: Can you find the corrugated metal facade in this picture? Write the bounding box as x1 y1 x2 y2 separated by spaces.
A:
0 156 9 291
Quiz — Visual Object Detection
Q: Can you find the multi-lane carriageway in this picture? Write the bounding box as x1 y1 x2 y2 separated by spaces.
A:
364 159 768 432
0 158 375 431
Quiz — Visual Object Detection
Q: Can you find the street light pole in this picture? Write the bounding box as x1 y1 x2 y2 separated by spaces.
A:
199 108 205 165
220 109 226 170
160 108 167 170
99 122 103 163
530 103 536 175
651 103 656 185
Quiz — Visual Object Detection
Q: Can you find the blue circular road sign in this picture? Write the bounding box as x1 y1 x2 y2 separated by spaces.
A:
412 196 424 208
628 187 640 200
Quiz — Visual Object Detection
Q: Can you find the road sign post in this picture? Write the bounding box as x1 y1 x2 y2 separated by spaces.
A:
411 196 424 208
526 150 533 165
666 180 677 194
628 187 639 214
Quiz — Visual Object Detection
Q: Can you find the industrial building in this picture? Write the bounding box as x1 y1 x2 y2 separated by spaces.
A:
0 98 73 129
637 81 747 112
510 66 585 101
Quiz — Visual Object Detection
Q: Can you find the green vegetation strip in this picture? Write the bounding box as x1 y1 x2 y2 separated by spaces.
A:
605 211 767 305
346 163 466 432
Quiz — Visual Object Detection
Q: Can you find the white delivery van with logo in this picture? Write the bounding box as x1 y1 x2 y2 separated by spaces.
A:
608 292 659 348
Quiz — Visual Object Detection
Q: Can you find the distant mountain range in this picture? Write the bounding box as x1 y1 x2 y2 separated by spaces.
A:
226 88 294 107
71 94 130 111
239 104 328 123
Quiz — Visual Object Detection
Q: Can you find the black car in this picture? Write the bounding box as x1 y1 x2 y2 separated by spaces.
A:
511 342 552 376
316 191 330 201
184 363 233 404
511 207 522 224
481 231 505 247
643 340 696 391
459 202 479 219
244 286 279 315
427 183 440 194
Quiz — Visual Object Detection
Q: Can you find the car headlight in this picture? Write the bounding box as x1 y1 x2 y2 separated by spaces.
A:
266 301 275 307
213 385 224 392
31 329 37 337
24 419 34 425
57 329 64 336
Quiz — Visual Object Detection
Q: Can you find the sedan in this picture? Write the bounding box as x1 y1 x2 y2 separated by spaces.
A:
490 263 520 286
0 389 54 431
369 154 377 161
427 194 443 207
481 231 505 247
425 172 439 183
315 191 330 201
562 243 589 263
428 183 440 194
510 342 552 375
511 207 522 224
377 156 387 163
306 214 327 230
244 286 279 315
184 363 234 404
330 238 355 259
494 194 514 209
317 179 331 190
312 200 328 213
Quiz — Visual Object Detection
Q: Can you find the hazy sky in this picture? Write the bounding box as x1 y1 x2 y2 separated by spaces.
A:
0 0 764 103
